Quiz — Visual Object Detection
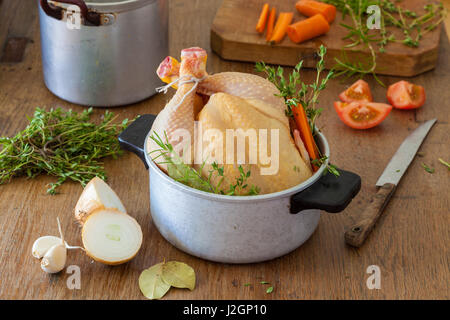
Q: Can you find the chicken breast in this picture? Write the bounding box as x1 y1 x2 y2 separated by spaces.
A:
197 93 312 195
198 72 286 115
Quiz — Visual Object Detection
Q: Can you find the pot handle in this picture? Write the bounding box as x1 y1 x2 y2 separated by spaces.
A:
290 169 361 214
118 114 157 169
40 0 101 26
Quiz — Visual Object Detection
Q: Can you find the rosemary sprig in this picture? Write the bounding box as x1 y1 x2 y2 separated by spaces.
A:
0 107 129 194
149 132 259 196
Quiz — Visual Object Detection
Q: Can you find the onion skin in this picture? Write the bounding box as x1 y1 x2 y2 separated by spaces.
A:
75 177 126 225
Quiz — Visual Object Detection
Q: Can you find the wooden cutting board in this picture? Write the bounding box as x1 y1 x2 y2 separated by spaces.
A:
211 0 442 76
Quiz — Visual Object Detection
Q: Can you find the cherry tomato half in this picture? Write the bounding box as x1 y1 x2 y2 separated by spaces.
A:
334 101 392 129
339 79 373 103
387 80 425 109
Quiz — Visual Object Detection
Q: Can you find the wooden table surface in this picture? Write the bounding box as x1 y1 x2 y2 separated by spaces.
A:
0 0 448 300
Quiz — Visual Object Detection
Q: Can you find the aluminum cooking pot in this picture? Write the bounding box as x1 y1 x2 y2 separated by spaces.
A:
38 0 168 106
119 115 361 263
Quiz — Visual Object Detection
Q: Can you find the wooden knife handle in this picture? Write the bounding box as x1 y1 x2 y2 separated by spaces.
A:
345 183 396 248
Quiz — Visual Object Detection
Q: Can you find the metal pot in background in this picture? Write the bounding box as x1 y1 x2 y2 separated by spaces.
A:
119 115 362 264
38 0 168 107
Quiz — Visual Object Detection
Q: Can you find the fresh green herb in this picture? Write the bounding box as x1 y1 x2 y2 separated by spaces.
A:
421 163 435 174
0 107 129 194
396 169 400 172
260 281 270 285
225 165 260 196
312 156 341 177
438 158 450 170
243 283 251 287
323 0 447 84
256 46 339 177
266 286 274 294
256 45 333 134
149 132 259 196
150 131 218 193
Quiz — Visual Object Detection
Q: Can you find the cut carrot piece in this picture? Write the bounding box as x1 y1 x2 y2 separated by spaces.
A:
286 14 330 44
265 7 277 41
269 12 294 43
292 104 319 171
295 0 336 23
256 3 270 33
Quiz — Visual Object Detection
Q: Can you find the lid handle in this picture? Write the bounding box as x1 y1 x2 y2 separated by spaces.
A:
40 0 101 26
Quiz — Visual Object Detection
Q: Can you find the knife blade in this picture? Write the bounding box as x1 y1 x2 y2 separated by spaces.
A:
345 119 437 247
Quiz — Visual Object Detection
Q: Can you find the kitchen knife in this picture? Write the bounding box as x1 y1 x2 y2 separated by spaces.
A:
345 119 437 247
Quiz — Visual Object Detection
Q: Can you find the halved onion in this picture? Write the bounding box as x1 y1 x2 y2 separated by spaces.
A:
82 208 142 265
75 177 126 224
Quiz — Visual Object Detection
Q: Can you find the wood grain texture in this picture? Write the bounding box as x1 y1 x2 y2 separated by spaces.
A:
0 0 449 300
211 0 442 77
345 183 396 248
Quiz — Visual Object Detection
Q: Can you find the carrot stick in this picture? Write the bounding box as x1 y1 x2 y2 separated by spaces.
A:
295 0 336 23
292 104 319 171
256 3 270 33
269 12 294 43
286 14 330 44
265 7 277 41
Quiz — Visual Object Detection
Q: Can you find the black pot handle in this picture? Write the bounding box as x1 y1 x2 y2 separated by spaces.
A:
118 114 157 169
290 169 361 214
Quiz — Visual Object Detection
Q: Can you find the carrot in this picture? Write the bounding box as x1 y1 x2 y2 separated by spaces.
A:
286 14 330 44
265 7 277 42
269 12 294 43
292 104 319 171
256 3 270 33
295 0 336 23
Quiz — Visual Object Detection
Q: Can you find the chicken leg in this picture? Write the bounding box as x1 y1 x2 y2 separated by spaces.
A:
148 47 207 170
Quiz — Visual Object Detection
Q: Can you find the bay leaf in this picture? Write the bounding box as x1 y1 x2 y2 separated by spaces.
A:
139 262 171 299
161 261 196 291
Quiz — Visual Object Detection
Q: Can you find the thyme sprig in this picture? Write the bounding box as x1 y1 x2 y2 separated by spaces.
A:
323 0 447 84
149 132 259 196
0 107 129 194
255 45 333 134
255 46 339 177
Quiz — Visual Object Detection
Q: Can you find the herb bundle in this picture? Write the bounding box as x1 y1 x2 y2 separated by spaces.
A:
323 0 447 84
149 132 259 196
256 45 333 134
256 45 339 176
0 107 129 194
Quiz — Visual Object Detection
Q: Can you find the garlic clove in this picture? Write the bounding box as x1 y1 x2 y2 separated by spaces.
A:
32 236 63 259
41 243 67 274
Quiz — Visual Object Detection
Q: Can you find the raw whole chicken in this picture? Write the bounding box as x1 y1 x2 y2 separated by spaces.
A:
148 47 312 195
